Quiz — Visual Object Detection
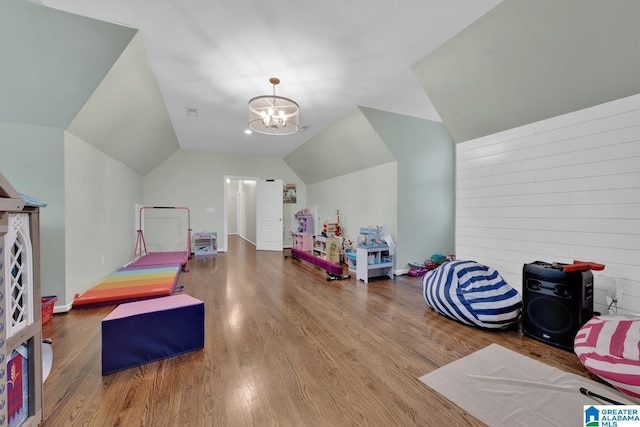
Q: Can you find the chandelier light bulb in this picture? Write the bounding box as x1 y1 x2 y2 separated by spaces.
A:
248 77 300 135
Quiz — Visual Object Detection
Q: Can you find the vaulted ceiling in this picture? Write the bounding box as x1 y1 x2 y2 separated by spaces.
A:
4 0 640 177
19 0 501 175
41 0 502 157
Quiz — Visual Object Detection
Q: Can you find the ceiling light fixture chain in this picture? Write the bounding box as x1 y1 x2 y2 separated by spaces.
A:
248 77 300 135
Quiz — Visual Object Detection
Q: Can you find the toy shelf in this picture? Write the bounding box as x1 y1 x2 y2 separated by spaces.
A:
292 212 314 252
192 231 217 256
313 235 342 264
355 245 393 284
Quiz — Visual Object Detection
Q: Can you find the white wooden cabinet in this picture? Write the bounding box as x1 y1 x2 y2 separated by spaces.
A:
356 245 393 284
313 235 342 264
193 231 217 256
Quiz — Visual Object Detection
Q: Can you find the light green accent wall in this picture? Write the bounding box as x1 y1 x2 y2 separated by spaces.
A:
68 33 179 176
307 161 398 260
284 108 395 185
0 0 137 307
64 132 143 305
0 122 66 301
288 105 454 271
360 107 455 269
0 0 136 129
412 0 640 143
143 149 306 251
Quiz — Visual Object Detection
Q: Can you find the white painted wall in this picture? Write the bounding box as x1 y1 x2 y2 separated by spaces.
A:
227 180 238 235
307 161 398 267
143 149 305 252
456 94 640 316
64 132 143 307
239 180 257 244
0 122 66 303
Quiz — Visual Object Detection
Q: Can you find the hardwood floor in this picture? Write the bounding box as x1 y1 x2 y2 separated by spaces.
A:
42 236 594 426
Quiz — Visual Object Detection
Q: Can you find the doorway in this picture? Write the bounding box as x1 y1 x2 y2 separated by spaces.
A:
223 176 284 252
224 177 257 252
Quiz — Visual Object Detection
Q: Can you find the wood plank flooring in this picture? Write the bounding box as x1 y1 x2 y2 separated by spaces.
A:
41 236 596 426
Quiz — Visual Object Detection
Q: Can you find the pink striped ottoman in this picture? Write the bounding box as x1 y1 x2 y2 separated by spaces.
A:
574 314 640 399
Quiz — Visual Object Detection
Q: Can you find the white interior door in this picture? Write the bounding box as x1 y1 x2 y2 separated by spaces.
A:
256 179 283 251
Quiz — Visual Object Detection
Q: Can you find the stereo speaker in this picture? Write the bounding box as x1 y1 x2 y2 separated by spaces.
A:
522 261 594 351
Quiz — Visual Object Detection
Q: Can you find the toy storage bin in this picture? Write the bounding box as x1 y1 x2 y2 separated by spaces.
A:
192 231 217 256
345 252 357 266
41 296 57 325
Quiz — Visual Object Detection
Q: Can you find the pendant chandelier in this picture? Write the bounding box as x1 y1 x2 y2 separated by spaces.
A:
248 77 300 135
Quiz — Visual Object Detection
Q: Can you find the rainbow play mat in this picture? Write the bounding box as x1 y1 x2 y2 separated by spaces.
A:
73 265 181 308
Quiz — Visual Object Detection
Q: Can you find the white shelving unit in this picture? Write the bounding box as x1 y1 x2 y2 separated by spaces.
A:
356 245 393 284
353 225 394 284
313 235 342 264
193 231 217 256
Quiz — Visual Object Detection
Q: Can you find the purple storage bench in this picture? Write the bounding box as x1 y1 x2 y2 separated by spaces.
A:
102 294 204 375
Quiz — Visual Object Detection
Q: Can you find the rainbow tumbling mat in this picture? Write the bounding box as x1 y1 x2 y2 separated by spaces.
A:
129 251 189 271
73 265 181 308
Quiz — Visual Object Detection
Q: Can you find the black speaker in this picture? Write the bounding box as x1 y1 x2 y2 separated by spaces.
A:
522 261 594 351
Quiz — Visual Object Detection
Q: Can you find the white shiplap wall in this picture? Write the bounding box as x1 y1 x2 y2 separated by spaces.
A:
456 94 640 316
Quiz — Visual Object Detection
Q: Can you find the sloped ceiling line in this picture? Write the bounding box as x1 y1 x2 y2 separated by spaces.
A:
67 33 180 176
411 0 640 143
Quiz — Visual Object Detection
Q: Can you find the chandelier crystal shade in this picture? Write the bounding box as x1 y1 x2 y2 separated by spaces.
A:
248 77 300 135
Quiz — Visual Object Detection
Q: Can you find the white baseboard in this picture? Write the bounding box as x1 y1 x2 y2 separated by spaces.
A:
54 300 73 313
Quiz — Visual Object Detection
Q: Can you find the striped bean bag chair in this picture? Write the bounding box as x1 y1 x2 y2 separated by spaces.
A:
574 315 640 399
422 260 522 329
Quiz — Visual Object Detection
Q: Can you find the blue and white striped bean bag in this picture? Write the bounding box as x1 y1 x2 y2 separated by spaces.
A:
422 260 522 329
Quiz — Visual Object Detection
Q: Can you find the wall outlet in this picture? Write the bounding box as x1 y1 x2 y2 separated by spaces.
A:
101 254 105 265
207 207 215 213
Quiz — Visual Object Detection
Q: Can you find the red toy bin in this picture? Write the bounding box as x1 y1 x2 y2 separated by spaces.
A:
41 296 58 325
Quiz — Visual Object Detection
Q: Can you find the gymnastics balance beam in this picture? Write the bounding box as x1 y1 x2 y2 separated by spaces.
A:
290 248 350 281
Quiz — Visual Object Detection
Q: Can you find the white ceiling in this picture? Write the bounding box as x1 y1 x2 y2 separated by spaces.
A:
41 0 502 158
